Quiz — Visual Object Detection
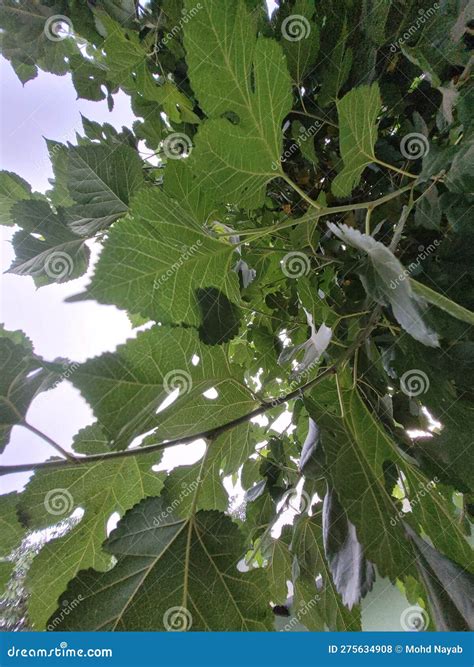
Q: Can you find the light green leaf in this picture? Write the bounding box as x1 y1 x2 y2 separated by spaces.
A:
85 168 239 326
46 142 144 236
163 446 228 515
20 423 164 629
184 0 293 208
0 327 57 452
49 497 273 630
280 0 319 84
268 538 292 604
0 171 33 226
71 326 258 449
332 83 381 197
8 200 90 285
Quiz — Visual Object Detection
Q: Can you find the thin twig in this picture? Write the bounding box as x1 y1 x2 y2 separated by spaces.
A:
22 422 77 463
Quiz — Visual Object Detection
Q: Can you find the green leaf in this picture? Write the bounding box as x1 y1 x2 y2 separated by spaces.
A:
407 524 474 631
322 485 375 609
0 492 25 556
163 446 228 515
0 561 14 595
267 536 292 604
293 515 361 630
47 142 145 235
71 326 257 449
332 83 381 197
0 327 57 452
362 0 390 45
446 139 474 194
0 171 32 226
49 497 273 630
0 0 78 79
8 200 90 285
85 172 240 326
184 0 292 208
306 376 413 580
279 0 319 84
20 423 164 629
329 224 439 347
411 279 474 326
317 20 352 108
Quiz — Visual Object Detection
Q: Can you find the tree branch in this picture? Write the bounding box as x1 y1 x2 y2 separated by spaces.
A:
0 365 339 475
22 422 78 463
0 309 384 477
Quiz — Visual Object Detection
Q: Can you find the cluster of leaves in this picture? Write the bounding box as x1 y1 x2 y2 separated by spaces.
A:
0 0 473 632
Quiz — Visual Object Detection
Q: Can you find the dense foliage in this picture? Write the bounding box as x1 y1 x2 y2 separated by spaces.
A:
0 0 473 632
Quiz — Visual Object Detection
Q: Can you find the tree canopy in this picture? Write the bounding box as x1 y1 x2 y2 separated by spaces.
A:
0 0 473 632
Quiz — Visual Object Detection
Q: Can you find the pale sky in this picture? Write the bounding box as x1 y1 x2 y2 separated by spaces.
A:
0 61 138 492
